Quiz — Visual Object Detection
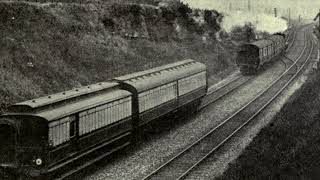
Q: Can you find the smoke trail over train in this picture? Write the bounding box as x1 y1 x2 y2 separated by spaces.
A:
222 11 288 33
183 0 319 33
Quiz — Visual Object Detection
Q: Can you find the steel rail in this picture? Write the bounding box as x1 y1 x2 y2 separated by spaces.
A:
287 28 297 51
55 26 310 180
207 75 242 95
177 28 315 180
200 76 252 109
141 26 313 180
201 26 299 110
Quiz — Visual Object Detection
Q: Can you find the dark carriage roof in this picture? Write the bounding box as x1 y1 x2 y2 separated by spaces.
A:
114 59 195 81
8 82 131 121
36 88 131 121
243 34 285 50
240 39 273 51
3 88 131 122
113 59 207 92
267 35 285 43
9 82 119 112
248 39 273 49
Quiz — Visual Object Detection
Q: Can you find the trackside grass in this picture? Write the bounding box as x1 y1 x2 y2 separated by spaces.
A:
217 70 320 180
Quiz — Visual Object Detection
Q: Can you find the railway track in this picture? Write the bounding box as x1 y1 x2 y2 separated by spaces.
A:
200 25 299 110
200 75 251 108
55 26 303 180
56 48 289 180
141 26 315 180
286 27 297 51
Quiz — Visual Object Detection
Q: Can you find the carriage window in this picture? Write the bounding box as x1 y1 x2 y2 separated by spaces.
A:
69 117 76 138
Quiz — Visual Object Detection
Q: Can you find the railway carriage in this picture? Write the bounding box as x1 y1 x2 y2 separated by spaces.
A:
0 82 134 179
114 59 208 127
236 34 287 75
0 59 208 179
268 34 287 54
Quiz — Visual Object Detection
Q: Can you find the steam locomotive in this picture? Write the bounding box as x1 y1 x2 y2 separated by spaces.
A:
236 33 288 75
0 59 208 179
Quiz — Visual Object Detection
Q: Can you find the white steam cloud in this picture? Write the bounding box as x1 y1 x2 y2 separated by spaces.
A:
222 11 288 33
183 0 319 33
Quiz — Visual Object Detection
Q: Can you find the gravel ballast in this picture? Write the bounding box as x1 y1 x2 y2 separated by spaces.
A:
186 62 312 180
185 30 317 179
75 60 286 180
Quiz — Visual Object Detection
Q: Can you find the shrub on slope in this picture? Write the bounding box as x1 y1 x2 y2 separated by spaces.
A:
0 1 236 112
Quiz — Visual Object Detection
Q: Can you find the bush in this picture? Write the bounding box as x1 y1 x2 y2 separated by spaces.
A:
230 23 256 42
0 1 237 112
176 2 191 18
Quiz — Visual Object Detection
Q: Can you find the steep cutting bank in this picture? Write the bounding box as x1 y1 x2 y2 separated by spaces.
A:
0 1 238 113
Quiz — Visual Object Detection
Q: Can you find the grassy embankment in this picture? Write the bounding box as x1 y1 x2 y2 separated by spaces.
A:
217 67 320 179
0 1 239 113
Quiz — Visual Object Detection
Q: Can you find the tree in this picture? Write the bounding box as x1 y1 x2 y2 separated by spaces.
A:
230 22 256 42
244 22 256 42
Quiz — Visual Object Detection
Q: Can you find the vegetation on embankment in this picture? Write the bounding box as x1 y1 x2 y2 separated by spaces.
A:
216 69 320 179
0 0 240 112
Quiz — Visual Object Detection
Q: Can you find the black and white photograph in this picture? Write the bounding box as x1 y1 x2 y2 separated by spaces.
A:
0 0 320 179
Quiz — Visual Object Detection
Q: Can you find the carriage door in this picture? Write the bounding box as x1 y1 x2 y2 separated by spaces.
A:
0 124 17 165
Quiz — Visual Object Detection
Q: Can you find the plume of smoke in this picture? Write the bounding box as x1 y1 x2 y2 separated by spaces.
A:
222 11 288 33
183 0 318 34
183 0 320 19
